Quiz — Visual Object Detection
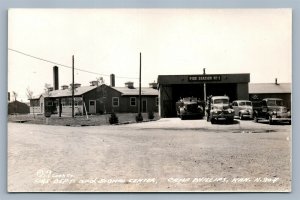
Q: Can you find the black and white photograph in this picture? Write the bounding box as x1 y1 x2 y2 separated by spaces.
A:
7 9 292 192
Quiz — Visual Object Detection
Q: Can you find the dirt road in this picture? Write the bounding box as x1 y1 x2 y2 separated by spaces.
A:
8 118 291 192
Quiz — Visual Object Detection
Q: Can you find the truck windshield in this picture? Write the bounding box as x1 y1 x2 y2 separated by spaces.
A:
213 99 229 104
267 100 283 106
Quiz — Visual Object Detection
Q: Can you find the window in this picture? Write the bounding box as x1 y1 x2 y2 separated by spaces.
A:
112 97 119 107
130 97 136 106
213 99 229 104
47 101 53 106
156 97 159 107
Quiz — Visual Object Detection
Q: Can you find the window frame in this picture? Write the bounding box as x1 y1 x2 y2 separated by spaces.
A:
130 97 136 106
112 97 119 107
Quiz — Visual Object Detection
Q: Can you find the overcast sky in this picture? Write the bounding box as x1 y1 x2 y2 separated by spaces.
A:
8 9 292 102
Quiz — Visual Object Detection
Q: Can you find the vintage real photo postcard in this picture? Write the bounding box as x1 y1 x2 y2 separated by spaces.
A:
7 9 292 192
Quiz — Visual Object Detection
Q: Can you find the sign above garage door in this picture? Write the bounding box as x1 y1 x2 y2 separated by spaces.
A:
188 75 221 82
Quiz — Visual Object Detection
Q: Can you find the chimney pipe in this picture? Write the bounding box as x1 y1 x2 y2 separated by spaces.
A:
110 74 115 87
275 78 279 85
53 66 59 90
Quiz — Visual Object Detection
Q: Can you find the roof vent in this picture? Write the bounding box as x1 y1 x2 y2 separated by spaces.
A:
61 85 69 90
48 87 54 92
149 82 158 89
125 81 134 89
70 83 81 89
90 81 99 86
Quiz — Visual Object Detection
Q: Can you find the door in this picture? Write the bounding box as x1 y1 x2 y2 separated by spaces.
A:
41 103 43 114
142 99 147 113
89 100 96 114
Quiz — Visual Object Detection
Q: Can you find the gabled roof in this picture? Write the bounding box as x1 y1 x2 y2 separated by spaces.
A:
30 86 97 99
249 83 291 94
112 87 158 96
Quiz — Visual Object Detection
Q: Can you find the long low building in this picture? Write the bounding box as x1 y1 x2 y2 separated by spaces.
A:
29 81 159 116
249 80 291 109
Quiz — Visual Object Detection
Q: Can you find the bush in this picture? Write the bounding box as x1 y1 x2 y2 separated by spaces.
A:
109 112 119 124
148 111 154 120
136 113 143 122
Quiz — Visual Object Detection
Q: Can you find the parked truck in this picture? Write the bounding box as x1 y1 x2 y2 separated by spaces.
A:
253 98 291 125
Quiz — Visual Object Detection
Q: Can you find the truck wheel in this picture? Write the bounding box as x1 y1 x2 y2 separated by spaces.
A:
269 116 273 125
239 113 243 120
211 118 215 124
253 116 258 123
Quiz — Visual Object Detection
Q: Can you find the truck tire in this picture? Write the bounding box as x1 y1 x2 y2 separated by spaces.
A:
269 116 273 125
253 115 258 123
239 113 243 120
211 118 215 124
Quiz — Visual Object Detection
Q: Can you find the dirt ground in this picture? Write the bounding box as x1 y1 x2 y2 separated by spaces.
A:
7 118 291 192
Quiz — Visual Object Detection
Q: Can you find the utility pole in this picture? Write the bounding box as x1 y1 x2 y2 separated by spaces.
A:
139 52 142 116
203 68 207 106
72 55 75 118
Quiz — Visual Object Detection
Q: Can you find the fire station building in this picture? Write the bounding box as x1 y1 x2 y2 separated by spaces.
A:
157 73 250 117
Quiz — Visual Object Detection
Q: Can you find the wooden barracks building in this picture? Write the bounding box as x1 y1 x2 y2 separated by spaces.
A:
29 67 159 116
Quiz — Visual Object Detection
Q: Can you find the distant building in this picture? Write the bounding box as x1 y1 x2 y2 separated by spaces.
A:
8 101 30 114
249 80 291 109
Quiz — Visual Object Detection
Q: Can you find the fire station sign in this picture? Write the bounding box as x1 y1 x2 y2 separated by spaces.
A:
188 75 222 82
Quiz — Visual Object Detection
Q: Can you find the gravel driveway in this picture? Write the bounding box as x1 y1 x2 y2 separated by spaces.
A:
8 118 291 192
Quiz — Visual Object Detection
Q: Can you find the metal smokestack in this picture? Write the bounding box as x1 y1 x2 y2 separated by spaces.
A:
110 74 115 87
53 66 59 90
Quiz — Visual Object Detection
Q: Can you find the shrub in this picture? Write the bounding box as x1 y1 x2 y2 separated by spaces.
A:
136 113 143 122
148 111 154 120
109 112 119 124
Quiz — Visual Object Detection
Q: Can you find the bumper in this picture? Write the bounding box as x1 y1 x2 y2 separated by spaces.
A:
181 112 204 118
212 113 234 120
241 114 253 118
271 117 291 122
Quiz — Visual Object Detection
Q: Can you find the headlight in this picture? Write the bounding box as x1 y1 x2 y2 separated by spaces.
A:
272 111 277 115
213 109 220 113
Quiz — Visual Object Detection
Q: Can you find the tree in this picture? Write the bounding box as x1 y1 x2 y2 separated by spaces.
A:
44 83 51 96
12 91 18 115
26 87 35 118
12 91 18 102
97 77 106 114
96 77 105 85
26 87 34 100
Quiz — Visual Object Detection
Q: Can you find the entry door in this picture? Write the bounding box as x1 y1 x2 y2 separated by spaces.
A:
41 103 43 114
89 100 96 114
142 99 147 113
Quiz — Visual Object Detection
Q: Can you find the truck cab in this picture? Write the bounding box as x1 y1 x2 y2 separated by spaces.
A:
209 96 235 124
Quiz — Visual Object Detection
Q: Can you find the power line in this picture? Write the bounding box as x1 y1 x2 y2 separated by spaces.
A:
8 48 139 79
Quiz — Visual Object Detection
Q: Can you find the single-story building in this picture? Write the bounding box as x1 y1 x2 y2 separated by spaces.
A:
29 81 159 116
249 80 291 109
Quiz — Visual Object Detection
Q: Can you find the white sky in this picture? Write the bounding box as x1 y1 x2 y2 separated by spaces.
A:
8 9 292 102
